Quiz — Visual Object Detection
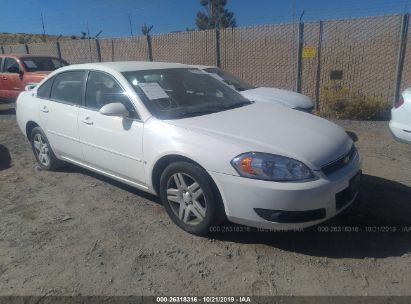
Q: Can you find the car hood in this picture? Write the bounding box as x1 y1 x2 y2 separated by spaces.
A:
165 102 351 170
240 87 314 110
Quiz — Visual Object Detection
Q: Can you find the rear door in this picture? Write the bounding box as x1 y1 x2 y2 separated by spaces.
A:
1 57 24 101
37 70 85 161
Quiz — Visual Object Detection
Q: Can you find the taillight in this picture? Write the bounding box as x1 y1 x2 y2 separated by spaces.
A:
395 95 404 108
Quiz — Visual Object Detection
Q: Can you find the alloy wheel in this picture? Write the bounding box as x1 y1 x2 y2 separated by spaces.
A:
33 133 51 167
166 172 207 226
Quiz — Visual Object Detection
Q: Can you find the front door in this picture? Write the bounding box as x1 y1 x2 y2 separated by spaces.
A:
78 71 145 185
1 57 24 101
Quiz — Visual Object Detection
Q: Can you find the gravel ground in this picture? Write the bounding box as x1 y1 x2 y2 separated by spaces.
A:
1 102 411 296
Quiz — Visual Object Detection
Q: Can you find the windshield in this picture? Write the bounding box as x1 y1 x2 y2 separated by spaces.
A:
22 57 69 72
122 68 252 120
204 68 256 91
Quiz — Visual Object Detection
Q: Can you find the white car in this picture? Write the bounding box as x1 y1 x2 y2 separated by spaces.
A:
197 66 314 112
16 62 361 235
389 88 411 144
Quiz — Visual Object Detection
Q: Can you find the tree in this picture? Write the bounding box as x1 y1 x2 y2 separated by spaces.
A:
141 23 154 36
196 0 236 30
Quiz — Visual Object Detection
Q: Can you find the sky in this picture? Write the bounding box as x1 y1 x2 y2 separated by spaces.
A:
0 0 410 38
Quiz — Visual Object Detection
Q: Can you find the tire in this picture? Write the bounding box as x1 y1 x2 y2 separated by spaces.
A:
30 127 64 171
160 161 225 235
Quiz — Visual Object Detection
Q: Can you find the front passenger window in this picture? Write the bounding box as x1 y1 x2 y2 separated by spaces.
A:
4 58 20 74
85 71 138 118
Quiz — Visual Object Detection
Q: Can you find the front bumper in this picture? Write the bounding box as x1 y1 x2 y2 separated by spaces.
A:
209 151 361 230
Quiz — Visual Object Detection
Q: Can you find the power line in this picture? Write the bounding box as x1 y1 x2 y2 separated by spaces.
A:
0 0 137 24
11 0 177 32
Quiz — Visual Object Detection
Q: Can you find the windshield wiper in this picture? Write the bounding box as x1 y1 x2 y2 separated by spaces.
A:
174 101 253 119
220 100 253 110
176 108 221 119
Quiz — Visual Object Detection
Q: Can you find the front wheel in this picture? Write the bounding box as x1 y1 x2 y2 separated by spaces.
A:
30 127 63 171
160 161 225 235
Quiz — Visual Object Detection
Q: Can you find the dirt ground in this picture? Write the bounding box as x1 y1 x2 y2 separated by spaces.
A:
1 102 411 296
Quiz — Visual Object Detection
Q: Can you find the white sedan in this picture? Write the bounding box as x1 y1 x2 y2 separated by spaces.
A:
389 88 411 144
196 66 314 112
16 62 361 235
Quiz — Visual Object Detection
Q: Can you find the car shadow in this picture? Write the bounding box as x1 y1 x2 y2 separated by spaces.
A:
56 164 411 258
0 144 12 170
59 163 161 204
0 102 16 115
212 174 411 259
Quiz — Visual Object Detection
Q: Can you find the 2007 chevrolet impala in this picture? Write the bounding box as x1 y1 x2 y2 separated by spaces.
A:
16 62 361 235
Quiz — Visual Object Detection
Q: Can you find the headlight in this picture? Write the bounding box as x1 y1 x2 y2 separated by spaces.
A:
231 152 314 181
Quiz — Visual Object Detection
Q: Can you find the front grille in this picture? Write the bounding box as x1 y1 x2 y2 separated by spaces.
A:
322 146 356 176
335 171 362 210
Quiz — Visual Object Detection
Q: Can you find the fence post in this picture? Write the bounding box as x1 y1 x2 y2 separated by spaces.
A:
394 13 409 106
95 39 102 62
146 35 153 61
296 21 304 93
315 21 324 111
56 41 62 60
215 28 221 68
111 39 115 61
25 44 30 54
1 46 4 54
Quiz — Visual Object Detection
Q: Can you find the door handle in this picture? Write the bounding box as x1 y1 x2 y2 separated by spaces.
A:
41 106 49 113
81 117 94 125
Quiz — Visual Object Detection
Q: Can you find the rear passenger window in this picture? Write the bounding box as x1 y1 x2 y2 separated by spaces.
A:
50 71 84 105
37 77 54 99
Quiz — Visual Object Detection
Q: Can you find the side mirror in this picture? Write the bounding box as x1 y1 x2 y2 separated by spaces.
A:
99 102 129 117
25 83 37 91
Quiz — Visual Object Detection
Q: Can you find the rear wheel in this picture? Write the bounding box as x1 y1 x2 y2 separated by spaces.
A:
160 161 225 235
30 127 63 171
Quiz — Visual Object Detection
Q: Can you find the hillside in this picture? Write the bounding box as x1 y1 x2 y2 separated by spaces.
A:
0 33 74 45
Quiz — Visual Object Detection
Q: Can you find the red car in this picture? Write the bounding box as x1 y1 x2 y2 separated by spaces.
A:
0 54 68 102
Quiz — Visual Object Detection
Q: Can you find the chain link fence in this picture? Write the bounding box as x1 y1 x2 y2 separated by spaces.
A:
1 14 409 118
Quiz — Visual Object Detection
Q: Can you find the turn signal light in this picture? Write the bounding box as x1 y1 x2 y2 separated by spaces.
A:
240 156 254 174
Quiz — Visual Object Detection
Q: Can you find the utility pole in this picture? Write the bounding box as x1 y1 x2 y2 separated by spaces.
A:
214 0 221 67
128 15 134 37
41 13 46 41
87 21 93 62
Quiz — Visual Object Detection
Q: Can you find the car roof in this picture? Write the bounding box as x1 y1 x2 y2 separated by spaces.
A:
193 65 216 70
60 61 194 73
